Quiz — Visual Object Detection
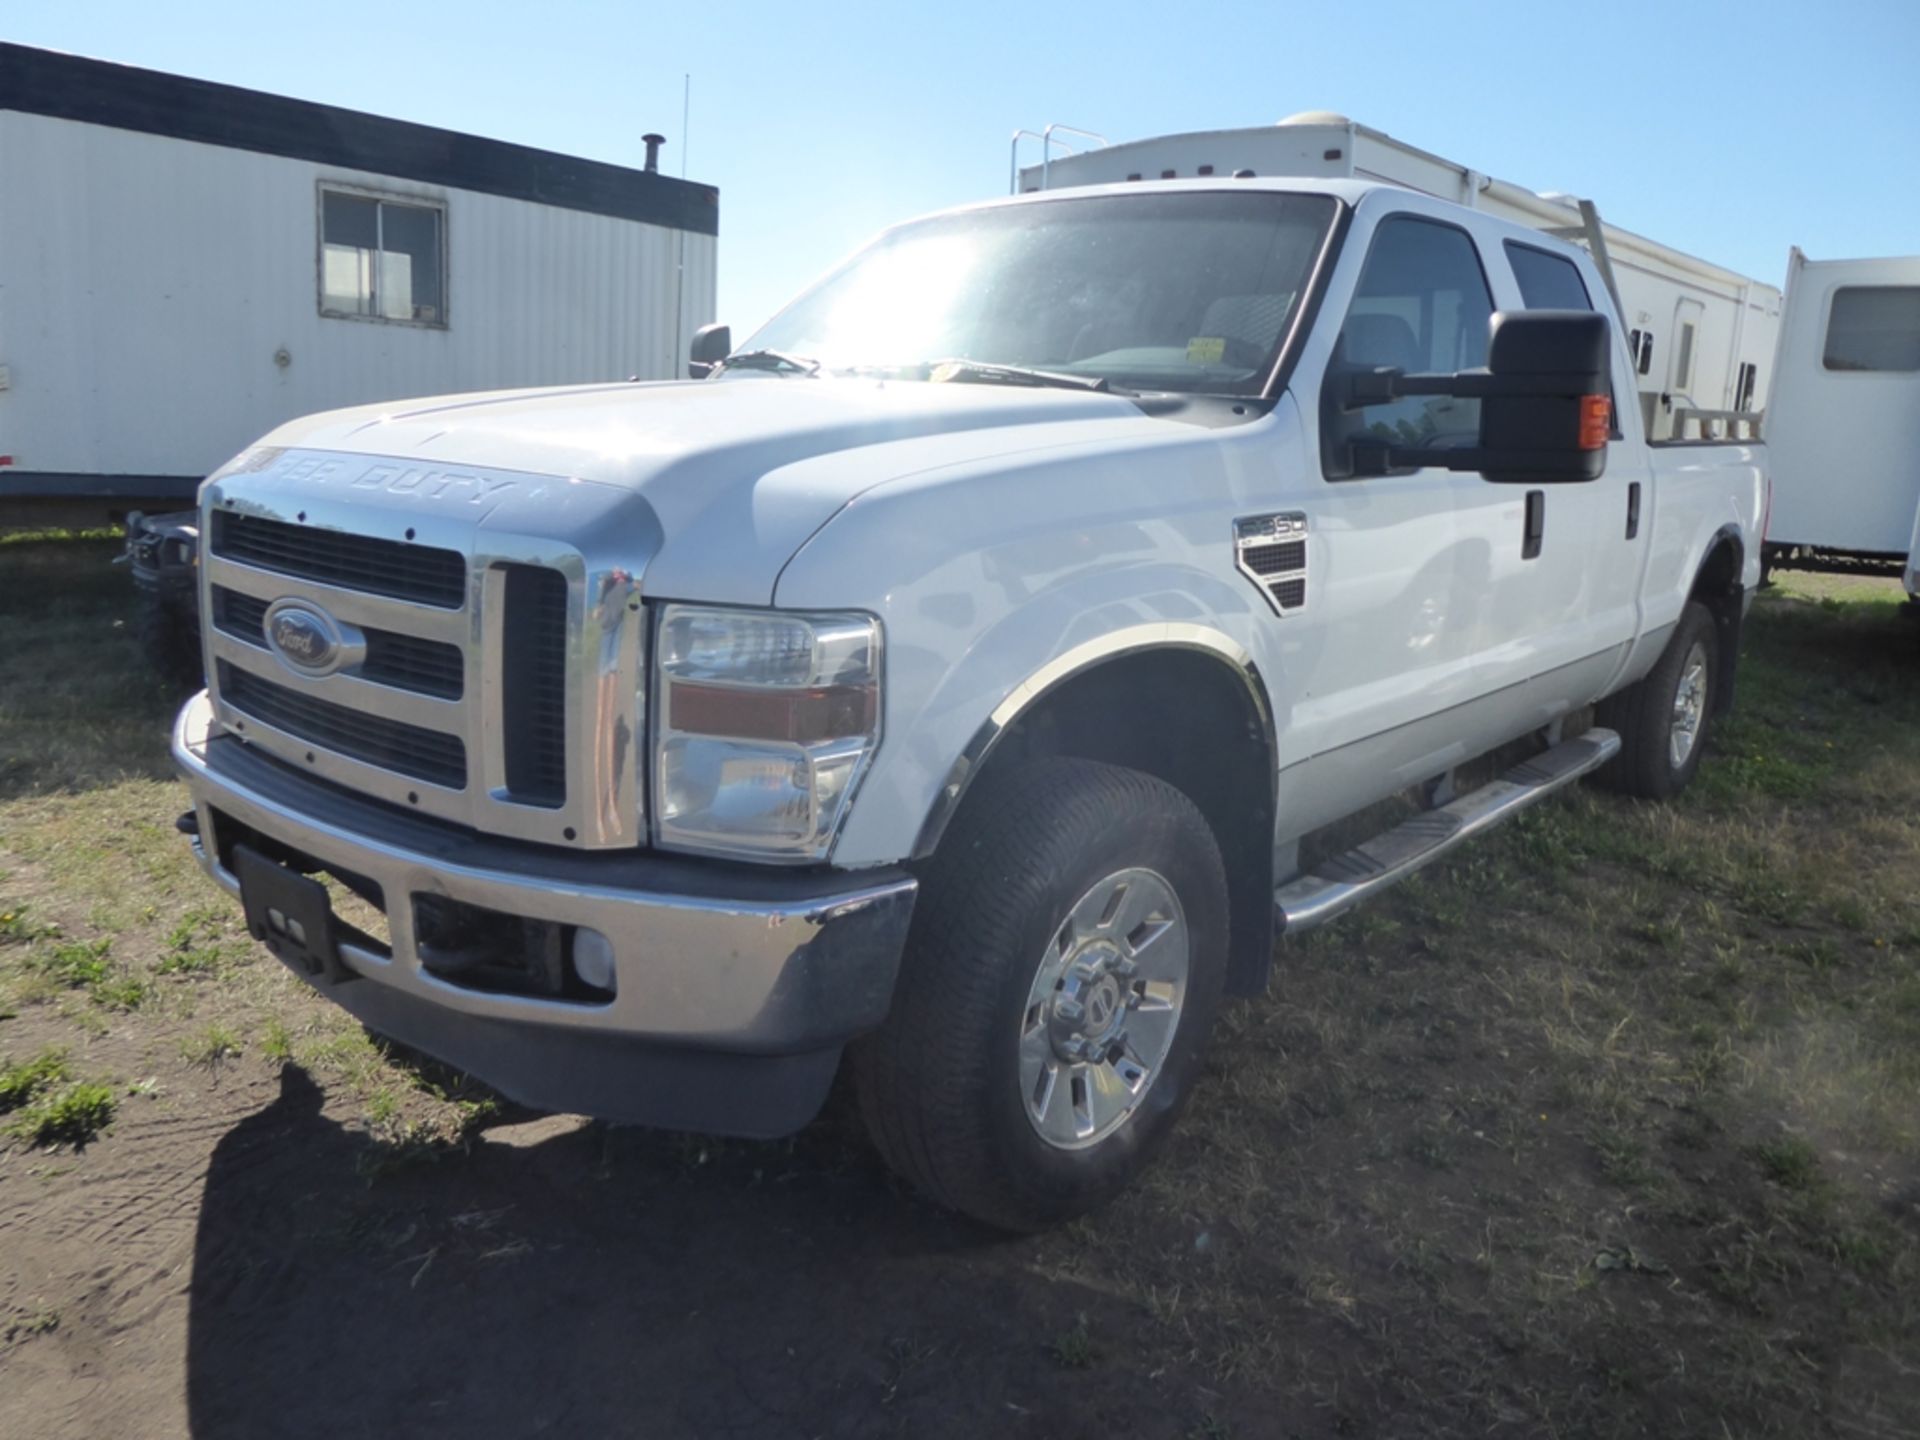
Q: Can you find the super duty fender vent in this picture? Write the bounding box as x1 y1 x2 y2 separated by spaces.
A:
1234 512 1308 614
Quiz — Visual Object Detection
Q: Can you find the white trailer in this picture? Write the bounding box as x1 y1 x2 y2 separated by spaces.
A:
1014 114 1779 440
1761 249 1920 594
0 43 718 526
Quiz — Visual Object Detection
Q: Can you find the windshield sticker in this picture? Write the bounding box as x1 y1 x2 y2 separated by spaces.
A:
1186 337 1227 365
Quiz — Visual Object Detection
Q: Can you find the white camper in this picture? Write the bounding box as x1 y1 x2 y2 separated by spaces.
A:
1014 115 1780 440
1761 250 1920 595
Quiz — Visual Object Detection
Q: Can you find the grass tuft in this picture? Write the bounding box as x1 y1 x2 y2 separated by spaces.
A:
8 1081 117 1147
0 1049 70 1112
1048 1312 1097 1369
178 1024 243 1069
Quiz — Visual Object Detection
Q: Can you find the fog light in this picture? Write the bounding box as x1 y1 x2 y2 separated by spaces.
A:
571 927 617 993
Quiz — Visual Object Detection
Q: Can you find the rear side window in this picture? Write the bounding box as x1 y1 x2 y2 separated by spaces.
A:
1506 241 1619 437
1332 216 1494 460
1824 286 1920 372
1505 243 1592 310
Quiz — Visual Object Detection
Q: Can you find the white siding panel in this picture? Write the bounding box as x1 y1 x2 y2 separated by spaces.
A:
0 110 716 478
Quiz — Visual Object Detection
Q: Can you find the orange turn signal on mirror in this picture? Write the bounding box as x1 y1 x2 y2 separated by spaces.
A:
1579 394 1612 450
669 681 878 745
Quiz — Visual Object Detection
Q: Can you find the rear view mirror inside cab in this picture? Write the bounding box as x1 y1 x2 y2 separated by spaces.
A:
1323 309 1612 484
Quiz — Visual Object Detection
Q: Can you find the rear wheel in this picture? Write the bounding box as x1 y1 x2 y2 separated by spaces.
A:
852 758 1228 1231
1592 600 1718 799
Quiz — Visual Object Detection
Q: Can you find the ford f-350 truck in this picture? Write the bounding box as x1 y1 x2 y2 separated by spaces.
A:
172 178 1765 1229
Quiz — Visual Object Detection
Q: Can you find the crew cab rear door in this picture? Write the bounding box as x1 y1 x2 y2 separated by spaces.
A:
1477 238 1648 717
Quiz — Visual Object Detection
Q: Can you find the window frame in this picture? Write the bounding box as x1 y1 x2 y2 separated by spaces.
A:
315 181 450 330
1321 211 1498 482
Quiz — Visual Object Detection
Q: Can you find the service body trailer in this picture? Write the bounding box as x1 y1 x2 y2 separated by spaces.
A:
0 43 718 525
1016 114 1780 439
1761 249 1920 594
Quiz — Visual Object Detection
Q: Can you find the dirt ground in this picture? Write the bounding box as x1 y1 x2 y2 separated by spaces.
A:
2 538 1916 1439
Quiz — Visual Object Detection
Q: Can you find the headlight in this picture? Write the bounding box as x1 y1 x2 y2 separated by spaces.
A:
651 604 881 862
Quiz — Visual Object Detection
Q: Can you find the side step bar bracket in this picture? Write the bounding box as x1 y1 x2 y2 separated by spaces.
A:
1275 728 1621 935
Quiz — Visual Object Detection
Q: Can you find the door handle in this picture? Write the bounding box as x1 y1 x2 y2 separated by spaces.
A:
1626 481 1642 540
1523 490 1545 561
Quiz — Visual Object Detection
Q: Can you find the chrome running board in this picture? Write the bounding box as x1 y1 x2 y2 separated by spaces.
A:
1275 728 1621 934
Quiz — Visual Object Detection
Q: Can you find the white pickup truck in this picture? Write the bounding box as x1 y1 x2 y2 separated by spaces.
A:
172 177 1765 1228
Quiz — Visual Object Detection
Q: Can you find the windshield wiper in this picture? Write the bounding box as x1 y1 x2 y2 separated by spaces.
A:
920 358 1128 395
717 349 821 376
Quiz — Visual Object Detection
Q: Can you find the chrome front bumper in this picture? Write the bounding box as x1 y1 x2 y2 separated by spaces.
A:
172 692 917 1135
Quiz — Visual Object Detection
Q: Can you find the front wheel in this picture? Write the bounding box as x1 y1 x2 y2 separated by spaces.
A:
1592 600 1718 799
852 758 1228 1231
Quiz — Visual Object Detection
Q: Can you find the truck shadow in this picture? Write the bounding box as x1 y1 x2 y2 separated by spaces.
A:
182 1065 1125 1440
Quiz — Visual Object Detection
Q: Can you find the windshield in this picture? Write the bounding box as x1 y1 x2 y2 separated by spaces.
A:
743 191 1339 397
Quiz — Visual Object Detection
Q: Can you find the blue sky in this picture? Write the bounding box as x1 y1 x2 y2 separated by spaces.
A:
11 1 1918 334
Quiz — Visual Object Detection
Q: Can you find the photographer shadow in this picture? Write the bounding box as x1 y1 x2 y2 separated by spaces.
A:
184 1064 1110 1440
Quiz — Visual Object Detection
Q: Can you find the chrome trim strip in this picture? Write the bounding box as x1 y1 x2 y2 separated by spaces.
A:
912 622 1276 857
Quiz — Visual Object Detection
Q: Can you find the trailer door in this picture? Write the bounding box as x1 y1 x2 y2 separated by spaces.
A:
1667 297 1705 404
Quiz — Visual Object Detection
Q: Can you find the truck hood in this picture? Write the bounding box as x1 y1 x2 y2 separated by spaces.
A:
249 377 1173 603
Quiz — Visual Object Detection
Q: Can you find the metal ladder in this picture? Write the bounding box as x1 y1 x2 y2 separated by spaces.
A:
1008 123 1108 194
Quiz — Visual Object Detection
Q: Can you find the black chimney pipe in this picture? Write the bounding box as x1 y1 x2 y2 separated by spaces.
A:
642 133 665 173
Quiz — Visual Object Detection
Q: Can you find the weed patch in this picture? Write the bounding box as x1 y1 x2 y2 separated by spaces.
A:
8 1081 116 1148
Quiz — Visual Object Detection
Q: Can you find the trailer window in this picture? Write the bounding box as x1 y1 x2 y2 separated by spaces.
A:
320 189 447 327
1674 323 1696 392
1329 215 1494 464
1734 362 1759 411
1628 330 1653 375
1823 286 1920 372
1504 243 1591 310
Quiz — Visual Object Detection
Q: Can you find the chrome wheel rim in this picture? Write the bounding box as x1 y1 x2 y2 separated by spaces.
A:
1019 866 1189 1151
1670 642 1709 769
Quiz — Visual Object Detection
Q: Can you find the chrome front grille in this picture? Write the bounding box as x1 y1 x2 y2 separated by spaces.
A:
218 661 469 788
499 565 570 808
199 450 648 850
211 511 467 607
212 585 466 700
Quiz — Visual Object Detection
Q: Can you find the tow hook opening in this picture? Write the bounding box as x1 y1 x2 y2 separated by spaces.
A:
413 894 616 1005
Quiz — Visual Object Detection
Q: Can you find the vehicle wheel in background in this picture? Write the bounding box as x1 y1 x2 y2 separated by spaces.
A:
137 589 203 695
1592 600 1717 800
852 758 1229 1231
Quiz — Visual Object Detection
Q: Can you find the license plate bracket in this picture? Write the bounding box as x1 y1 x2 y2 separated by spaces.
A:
233 843 351 984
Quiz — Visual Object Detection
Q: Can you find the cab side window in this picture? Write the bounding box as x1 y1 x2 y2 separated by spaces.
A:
1330 217 1494 463
1505 241 1619 437
1505 242 1592 310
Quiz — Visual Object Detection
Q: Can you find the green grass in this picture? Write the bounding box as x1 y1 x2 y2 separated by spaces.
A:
1047 1312 1096 1369
0 1048 69 1112
177 1024 243 1068
7 1081 116 1147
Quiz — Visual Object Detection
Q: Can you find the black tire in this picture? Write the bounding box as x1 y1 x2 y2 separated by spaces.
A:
1592 600 1718 799
852 757 1229 1231
137 590 204 695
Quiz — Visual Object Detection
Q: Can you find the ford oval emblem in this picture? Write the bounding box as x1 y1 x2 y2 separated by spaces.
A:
265 603 344 675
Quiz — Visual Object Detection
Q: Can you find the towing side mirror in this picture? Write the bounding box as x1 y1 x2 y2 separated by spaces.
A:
688 322 731 379
1328 310 1612 483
